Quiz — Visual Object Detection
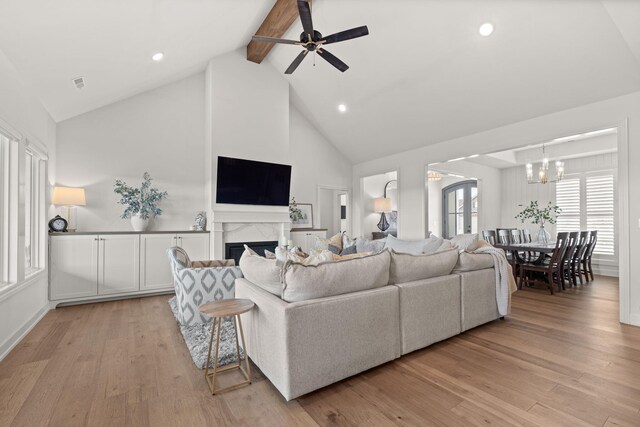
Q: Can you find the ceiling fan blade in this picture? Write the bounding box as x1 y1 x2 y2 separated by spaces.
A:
317 48 349 72
252 35 301 45
297 0 314 38
321 26 369 45
285 50 309 74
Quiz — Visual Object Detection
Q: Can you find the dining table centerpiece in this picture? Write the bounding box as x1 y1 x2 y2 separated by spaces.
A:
515 201 561 243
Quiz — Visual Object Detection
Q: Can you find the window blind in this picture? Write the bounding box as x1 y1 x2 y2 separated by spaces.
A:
555 178 581 234
586 175 615 256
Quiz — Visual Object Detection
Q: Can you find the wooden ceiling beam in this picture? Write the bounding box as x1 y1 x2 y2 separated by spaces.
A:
247 0 300 64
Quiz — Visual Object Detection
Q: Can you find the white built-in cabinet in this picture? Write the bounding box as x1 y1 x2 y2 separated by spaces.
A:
290 229 327 252
50 231 209 305
140 233 210 291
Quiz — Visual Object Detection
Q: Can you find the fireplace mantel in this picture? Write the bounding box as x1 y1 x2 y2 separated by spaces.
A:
210 207 291 259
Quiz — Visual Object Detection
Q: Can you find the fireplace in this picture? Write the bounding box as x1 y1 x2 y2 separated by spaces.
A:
225 241 279 265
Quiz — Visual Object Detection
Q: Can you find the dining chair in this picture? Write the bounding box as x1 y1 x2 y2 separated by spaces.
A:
497 229 511 245
560 232 579 288
522 229 532 243
482 230 497 245
572 231 590 285
519 232 569 294
510 229 522 244
582 230 598 282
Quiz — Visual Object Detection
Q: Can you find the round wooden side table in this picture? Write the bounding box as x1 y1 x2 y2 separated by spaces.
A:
199 298 255 395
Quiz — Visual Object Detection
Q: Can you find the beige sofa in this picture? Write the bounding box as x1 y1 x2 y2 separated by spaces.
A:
235 249 501 401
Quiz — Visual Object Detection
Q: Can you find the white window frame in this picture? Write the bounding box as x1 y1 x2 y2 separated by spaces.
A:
0 117 48 296
24 146 46 277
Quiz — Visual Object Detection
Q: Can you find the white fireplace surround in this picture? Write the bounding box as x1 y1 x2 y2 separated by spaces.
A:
210 207 291 260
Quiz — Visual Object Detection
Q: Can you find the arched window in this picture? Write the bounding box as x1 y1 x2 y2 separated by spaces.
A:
442 180 477 239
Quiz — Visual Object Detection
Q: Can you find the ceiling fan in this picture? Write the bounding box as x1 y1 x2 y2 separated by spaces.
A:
252 0 369 74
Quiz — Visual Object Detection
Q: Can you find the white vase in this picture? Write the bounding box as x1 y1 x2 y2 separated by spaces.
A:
130 213 149 232
537 226 551 243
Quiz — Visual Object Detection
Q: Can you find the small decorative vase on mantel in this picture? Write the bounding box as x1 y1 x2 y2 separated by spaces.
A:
537 226 551 244
130 212 150 232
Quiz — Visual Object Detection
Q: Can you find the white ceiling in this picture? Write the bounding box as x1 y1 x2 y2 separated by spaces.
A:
0 1 639 164
0 0 270 121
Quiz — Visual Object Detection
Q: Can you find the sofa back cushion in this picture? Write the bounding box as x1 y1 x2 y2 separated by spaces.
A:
453 252 494 272
282 250 391 302
384 234 443 254
239 248 283 296
389 248 459 284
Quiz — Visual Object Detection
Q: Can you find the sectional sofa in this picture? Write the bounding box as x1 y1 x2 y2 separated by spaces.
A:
235 247 503 401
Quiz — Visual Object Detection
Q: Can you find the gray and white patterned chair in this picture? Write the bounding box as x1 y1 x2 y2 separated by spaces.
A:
167 247 243 326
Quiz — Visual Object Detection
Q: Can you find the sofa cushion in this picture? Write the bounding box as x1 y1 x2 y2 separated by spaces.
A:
385 235 442 254
389 248 459 284
239 248 283 296
453 252 495 272
282 250 391 302
448 233 480 253
423 236 445 253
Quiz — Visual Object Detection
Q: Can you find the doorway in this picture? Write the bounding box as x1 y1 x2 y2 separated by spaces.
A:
442 180 477 239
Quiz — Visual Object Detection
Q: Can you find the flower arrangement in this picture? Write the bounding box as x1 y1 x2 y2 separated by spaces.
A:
114 172 168 220
515 201 561 227
289 196 303 222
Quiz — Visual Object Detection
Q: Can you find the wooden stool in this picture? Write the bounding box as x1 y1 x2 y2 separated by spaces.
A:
199 298 255 395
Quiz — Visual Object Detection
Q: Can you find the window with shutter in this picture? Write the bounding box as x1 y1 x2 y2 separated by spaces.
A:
586 175 615 256
555 178 581 234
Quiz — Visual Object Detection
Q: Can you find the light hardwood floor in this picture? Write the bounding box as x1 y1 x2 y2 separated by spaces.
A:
1 276 639 426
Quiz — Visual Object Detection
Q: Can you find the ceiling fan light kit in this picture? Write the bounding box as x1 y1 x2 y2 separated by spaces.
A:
252 0 369 74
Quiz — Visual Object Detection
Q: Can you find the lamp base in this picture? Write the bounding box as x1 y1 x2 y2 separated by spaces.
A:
377 213 389 232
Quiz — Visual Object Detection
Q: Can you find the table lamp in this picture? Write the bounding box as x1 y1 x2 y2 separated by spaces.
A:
52 186 86 232
374 197 391 232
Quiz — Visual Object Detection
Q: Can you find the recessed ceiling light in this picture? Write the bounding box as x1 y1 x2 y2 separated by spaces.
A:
479 22 494 37
152 52 164 62
338 104 347 113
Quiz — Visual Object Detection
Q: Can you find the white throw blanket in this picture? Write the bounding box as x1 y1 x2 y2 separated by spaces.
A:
470 241 517 316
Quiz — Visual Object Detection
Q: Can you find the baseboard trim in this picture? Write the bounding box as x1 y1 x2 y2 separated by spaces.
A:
0 304 49 362
628 313 640 328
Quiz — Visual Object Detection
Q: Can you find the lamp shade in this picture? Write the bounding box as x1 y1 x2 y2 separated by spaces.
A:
52 187 86 206
373 197 392 213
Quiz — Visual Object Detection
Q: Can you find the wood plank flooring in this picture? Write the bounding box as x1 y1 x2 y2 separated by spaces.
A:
1 276 639 426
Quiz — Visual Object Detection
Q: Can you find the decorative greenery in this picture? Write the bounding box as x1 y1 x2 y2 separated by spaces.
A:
114 172 168 220
289 196 303 222
515 201 561 227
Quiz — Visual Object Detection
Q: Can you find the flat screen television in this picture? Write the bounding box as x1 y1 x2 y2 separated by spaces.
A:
216 156 292 206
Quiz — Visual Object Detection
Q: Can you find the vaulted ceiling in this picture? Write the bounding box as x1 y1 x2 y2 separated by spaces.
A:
1 1 639 164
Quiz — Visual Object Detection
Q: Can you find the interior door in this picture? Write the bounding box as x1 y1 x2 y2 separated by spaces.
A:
442 180 478 239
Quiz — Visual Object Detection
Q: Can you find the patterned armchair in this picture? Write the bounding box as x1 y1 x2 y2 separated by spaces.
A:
167 247 243 326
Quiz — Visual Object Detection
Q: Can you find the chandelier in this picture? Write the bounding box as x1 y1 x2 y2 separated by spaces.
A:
526 144 565 184
427 171 443 181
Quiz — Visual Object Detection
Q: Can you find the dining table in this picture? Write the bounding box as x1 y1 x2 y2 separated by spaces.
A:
494 241 556 264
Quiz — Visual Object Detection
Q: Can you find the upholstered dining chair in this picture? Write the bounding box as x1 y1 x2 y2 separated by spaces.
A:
167 247 242 326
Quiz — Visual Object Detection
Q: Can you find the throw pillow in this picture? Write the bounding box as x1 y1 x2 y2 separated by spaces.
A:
384 235 433 255
423 236 444 253
356 237 386 254
327 244 341 255
340 244 357 255
238 247 282 296
342 233 357 250
313 232 343 251
448 233 480 253
264 249 276 259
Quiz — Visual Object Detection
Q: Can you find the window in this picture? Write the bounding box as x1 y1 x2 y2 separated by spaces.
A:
0 131 11 284
555 172 616 257
24 149 45 275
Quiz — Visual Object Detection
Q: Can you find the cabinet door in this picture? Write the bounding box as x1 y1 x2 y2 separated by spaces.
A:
177 233 210 261
140 234 176 291
98 235 140 295
50 235 98 300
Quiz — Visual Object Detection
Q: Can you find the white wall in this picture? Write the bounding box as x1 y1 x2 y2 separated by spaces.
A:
56 73 206 231
0 49 55 360
352 90 640 326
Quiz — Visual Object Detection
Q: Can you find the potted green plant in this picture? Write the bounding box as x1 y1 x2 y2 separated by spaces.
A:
114 172 168 231
515 201 561 243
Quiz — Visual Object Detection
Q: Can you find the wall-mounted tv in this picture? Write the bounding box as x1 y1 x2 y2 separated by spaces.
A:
216 156 292 206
